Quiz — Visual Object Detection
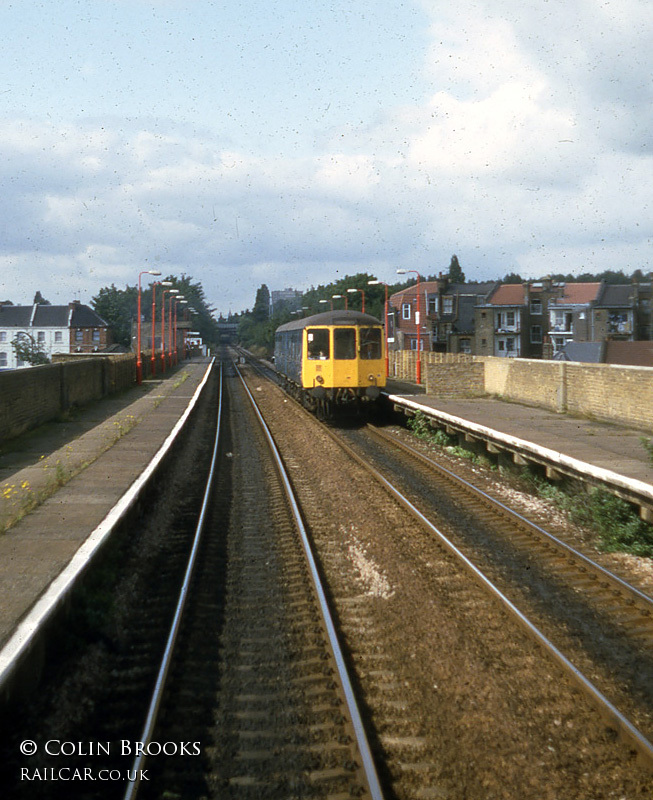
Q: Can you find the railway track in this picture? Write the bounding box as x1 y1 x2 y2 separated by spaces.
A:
238 358 653 798
131 359 382 799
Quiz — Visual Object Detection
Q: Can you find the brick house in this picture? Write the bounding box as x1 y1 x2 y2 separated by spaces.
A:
0 301 110 369
388 280 440 351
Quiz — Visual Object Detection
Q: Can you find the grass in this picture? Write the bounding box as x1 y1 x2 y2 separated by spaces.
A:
406 411 653 558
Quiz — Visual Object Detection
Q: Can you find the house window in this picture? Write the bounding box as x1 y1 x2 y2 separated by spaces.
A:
443 296 453 314
410 338 424 351
0 332 6 342
506 311 515 327
505 338 515 352
531 325 542 344
498 340 505 351
459 338 471 354
530 299 542 314
427 296 438 315
402 303 411 320
55 331 63 343
0 352 7 367
92 329 101 342
75 329 84 342
37 331 45 343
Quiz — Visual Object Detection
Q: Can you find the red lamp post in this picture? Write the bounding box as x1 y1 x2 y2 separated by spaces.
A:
136 269 161 384
167 289 179 367
368 279 389 377
397 269 422 384
172 296 186 365
332 293 347 309
151 280 173 375
347 287 365 313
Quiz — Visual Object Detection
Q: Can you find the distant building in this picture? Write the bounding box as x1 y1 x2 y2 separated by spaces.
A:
270 288 303 315
0 302 110 369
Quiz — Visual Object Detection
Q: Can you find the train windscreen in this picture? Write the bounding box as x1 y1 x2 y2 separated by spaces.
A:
334 328 356 360
359 327 382 360
307 329 330 359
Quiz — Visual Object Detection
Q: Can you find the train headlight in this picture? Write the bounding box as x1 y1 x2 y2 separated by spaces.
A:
368 374 375 382
316 375 324 384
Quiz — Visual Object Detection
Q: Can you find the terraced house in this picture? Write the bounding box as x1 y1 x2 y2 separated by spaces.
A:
0 301 110 369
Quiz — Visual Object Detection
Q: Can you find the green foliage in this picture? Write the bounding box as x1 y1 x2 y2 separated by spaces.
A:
527 474 653 557
91 283 138 346
640 436 653 466
91 274 218 349
448 254 465 283
11 334 50 365
33 291 51 305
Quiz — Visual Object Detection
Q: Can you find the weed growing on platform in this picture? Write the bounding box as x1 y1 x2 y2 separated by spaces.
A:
640 436 653 466
406 411 494 467
407 411 452 446
528 475 653 557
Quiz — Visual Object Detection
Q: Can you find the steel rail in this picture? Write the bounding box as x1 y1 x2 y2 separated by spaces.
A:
234 362 385 800
236 355 653 768
123 362 224 800
367 424 653 613
321 423 653 771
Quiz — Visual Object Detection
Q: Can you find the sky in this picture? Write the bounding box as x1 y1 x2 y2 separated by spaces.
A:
1 0 652 316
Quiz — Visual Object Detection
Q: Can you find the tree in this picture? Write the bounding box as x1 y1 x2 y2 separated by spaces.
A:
252 284 271 323
448 255 465 284
12 333 50 365
502 272 523 284
33 291 51 305
91 284 138 347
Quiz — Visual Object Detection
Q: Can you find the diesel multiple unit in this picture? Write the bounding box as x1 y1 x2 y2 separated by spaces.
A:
274 310 386 417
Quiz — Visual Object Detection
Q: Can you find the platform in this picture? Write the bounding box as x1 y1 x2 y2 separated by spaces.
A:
385 383 653 518
0 359 213 695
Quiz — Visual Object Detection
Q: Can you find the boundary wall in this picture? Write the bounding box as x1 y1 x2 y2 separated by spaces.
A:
389 351 653 433
0 354 136 442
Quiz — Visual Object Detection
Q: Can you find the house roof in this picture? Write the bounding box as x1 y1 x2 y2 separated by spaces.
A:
487 284 527 306
443 281 497 298
604 340 653 367
550 282 602 306
552 342 605 363
390 281 440 303
0 305 32 326
0 303 108 328
595 284 634 308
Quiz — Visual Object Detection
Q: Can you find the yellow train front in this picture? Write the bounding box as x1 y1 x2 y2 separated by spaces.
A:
274 310 386 417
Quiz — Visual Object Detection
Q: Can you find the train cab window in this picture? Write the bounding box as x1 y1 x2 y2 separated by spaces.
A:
359 327 382 359
307 329 330 359
334 328 356 360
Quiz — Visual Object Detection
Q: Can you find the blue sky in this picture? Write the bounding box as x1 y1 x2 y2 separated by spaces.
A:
1 0 652 314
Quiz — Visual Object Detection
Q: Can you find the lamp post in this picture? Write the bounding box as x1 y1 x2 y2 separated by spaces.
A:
167 289 179 367
172 296 186 365
137 269 161 384
151 280 172 376
347 287 365 313
368 279 389 377
332 293 347 309
397 269 422 384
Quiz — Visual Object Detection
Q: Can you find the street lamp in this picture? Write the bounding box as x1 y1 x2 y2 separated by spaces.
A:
172 296 186 365
137 269 161 384
332 293 347 309
368 279 389 377
167 289 179 367
151 280 172 376
319 298 331 311
347 287 365 313
397 269 422 384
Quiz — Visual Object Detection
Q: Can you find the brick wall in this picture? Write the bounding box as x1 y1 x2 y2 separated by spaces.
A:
425 361 485 397
0 354 137 442
482 357 653 432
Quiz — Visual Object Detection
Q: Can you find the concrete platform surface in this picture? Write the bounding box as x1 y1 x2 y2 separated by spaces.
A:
0 359 212 663
388 390 653 494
